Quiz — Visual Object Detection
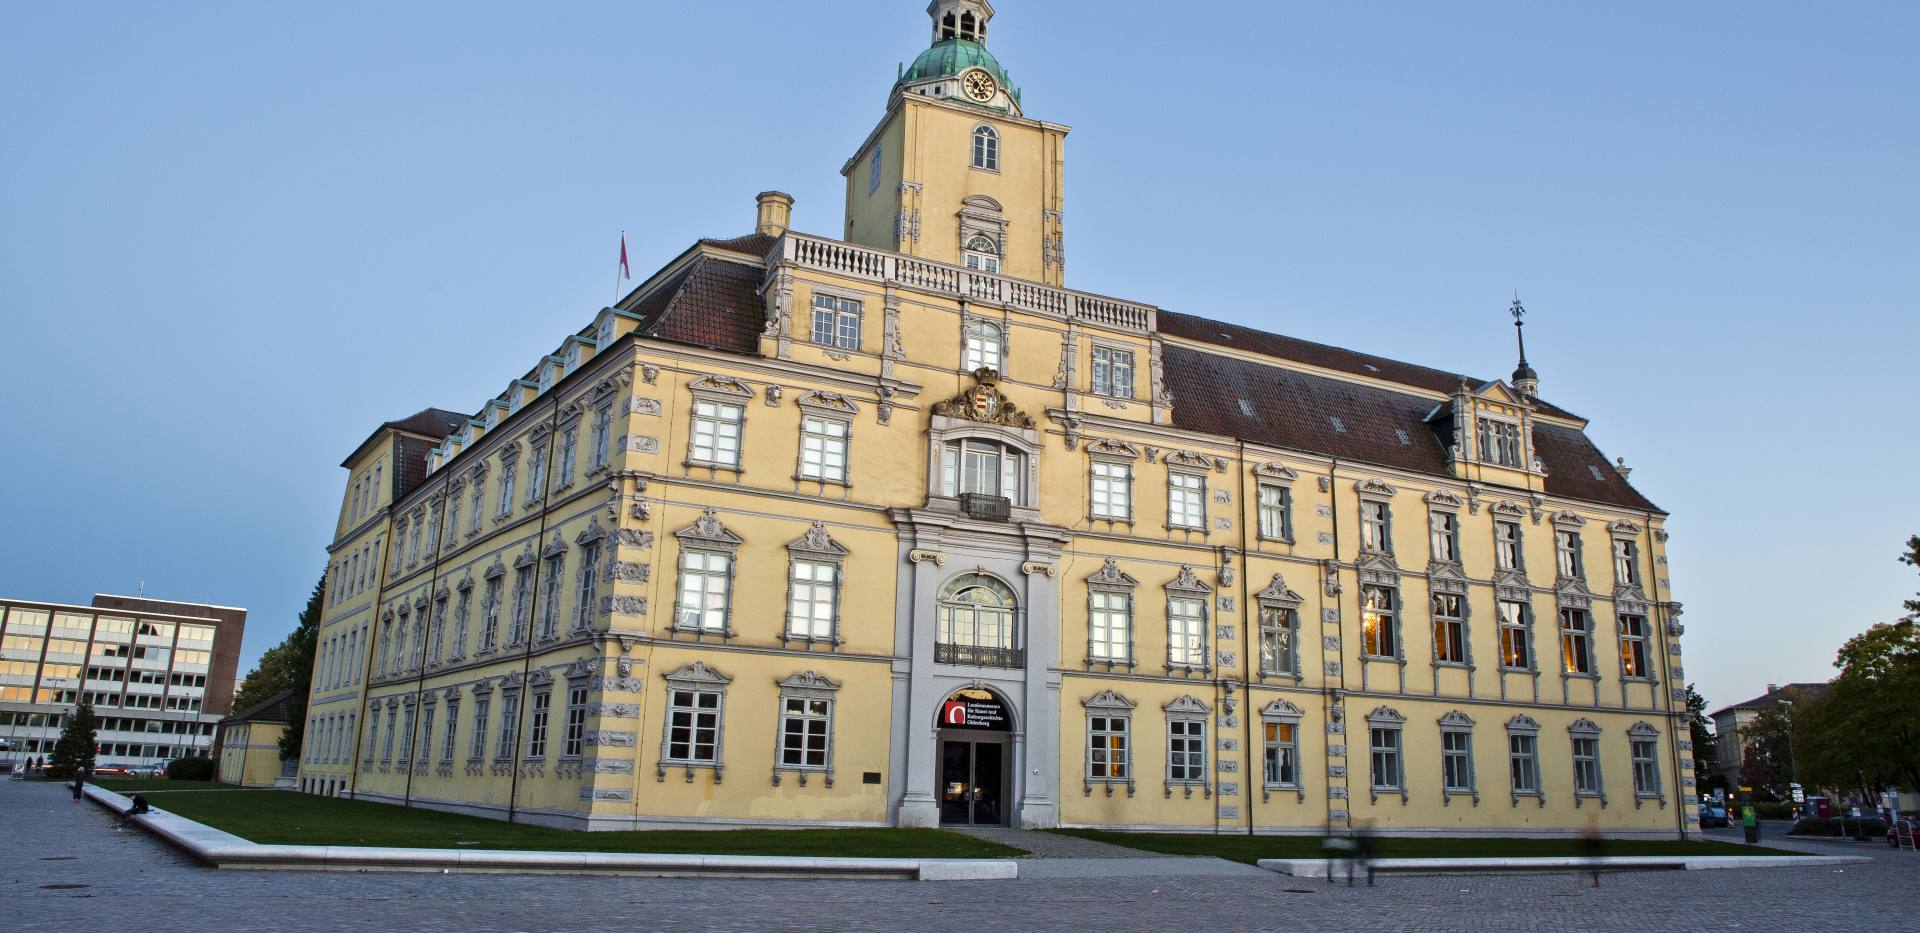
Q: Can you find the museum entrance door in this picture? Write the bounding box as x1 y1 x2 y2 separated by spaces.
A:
935 687 1013 826
938 735 1007 826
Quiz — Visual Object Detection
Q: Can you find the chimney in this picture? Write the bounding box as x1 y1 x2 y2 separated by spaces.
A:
1766 683 1779 696
755 191 795 238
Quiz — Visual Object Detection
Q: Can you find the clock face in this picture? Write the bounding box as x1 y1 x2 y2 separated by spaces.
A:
962 69 997 102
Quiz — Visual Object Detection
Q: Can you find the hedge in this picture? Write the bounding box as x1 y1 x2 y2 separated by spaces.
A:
166 755 216 781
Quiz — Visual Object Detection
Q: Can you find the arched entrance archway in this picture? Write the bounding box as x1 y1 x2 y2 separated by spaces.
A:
935 686 1013 826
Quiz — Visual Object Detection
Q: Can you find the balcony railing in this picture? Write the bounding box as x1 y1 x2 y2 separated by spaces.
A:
958 493 1012 522
935 643 1026 669
775 233 1156 334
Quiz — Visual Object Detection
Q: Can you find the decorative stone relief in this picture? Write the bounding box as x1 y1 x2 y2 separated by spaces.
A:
764 386 784 407
584 731 637 747
603 596 648 616
615 529 654 549
1317 532 1335 545
908 549 946 567
588 703 639 717
628 397 662 416
580 788 633 802
611 561 650 583
1021 561 1058 578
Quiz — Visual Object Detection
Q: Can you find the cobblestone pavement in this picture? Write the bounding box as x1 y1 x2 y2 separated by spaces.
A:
4 780 1913 932
952 826 1159 858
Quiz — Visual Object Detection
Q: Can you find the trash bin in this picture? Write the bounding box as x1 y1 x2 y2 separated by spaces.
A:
1741 805 1759 844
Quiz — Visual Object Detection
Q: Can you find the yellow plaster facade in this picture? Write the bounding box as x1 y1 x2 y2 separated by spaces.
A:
300 1 1697 838
217 720 288 788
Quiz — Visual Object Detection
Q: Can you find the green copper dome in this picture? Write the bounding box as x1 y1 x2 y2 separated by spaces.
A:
899 39 1018 101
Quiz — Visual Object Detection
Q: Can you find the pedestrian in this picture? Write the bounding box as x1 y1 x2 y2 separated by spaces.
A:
117 794 151 830
70 770 85 800
1352 821 1377 888
1579 819 1605 887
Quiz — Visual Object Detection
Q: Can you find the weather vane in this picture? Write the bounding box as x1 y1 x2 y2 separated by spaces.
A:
1510 295 1527 324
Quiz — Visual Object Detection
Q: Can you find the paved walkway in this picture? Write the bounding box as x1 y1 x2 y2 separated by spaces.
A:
951 826 1158 858
6 779 1914 932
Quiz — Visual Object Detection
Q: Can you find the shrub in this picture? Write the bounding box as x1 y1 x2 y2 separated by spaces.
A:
166 755 216 781
1755 802 1795 821
1788 817 1887 839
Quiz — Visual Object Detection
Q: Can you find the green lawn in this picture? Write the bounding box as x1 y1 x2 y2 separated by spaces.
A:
1049 829 1800 864
113 787 1023 858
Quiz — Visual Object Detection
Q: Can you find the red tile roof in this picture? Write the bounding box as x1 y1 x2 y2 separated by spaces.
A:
636 256 766 355
1162 343 1658 512
1159 310 1583 422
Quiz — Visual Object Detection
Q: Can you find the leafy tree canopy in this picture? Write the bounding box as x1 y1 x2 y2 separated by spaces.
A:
228 574 324 762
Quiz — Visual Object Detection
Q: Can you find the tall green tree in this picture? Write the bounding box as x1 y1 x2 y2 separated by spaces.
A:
229 574 324 762
1738 702 1796 796
1684 684 1716 791
1793 536 1920 799
49 698 98 778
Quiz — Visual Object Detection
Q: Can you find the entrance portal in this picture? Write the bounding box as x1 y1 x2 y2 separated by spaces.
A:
935 688 1013 827
940 737 1005 825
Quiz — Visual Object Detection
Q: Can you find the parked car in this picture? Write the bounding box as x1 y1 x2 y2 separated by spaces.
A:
124 764 162 778
1889 819 1917 849
1699 801 1730 828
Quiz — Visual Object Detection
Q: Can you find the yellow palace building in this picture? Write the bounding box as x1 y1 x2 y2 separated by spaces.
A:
300 1 1696 837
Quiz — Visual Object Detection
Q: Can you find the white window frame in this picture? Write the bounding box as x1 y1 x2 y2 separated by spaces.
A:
1165 711 1209 790
562 685 588 759
675 550 734 635
1090 459 1133 522
1613 538 1640 586
1167 470 1206 531
963 235 1001 274
1619 613 1651 680
1497 599 1533 671
1570 723 1605 803
660 666 730 779
1507 718 1543 804
525 689 550 759
1361 584 1399 659
1494 520 1522 571
468 695 490 762
1090 345 1135 399
1629 723 1663 805
810 294 862 351
1556 529 1584 579
1165 591 1210 672
1361 499 1393 553
1257 484 1292 542
963 320 1004 373
1430 510 1459 563
1440 712 1478 804
494 691 520 761
1477 416 1523 467
1560 608 1595 676
1368 724 1404 799
1431 592 1468 666
773 672 839 785
797 416 851 485
786 559 840 643
971 124 999 171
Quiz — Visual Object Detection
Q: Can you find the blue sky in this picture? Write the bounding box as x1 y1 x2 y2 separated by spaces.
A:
2 1 1914 714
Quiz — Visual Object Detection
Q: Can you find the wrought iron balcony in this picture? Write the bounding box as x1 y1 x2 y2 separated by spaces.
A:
958 493 1012 522
935 643 1025 669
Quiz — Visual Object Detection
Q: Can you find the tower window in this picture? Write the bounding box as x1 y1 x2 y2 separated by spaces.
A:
963 235 1000 274
972 125 998 171
869 144 883 194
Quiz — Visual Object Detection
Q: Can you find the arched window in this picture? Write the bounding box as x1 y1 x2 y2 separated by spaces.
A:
972 125 998 171
964 320 1003 372
938 574 1019 663
963 235 1000 274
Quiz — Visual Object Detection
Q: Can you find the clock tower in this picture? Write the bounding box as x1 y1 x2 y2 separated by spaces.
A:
842 1 1069 286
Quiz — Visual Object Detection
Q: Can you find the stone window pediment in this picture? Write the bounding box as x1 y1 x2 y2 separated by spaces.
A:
1086 438 1141 460
1082 689 1136 711
675 508 744 554
787 522 848 562
1356 478 1398 499
1260 697 1304 720
1087 557 1139 592
1568 717 1602 736
1163 695 1211 716
1438 710 1477 730
1254 573 1304 609
1164 565 1212 596
540 535 568 559
776 670 841 699
1365 706 1406 725
1506 714 1542 735
796 391 859 417
1424 490 1466 509
663 661 732 687
1253 461 1299 482
688 374 756 401
513 546 537 570
484 558 508 580
575 519 608 546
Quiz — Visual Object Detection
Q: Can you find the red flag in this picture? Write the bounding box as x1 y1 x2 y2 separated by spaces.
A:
619 234 631 280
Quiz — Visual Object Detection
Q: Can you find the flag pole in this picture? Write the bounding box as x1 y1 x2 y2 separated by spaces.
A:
612 230 627 309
